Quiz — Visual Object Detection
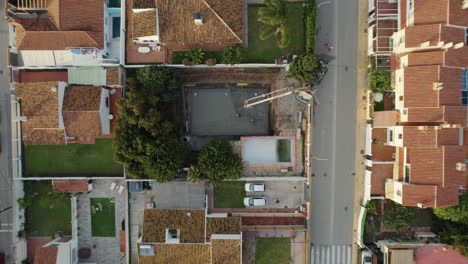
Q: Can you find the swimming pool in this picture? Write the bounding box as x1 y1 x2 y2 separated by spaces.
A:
241 136 295 164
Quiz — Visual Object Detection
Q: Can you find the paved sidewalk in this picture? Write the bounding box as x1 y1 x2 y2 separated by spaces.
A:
352 0 371 263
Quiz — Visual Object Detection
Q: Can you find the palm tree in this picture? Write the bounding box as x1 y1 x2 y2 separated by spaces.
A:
257 0 289 48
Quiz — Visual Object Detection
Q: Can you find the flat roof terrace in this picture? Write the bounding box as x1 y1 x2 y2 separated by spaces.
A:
186 85 269 136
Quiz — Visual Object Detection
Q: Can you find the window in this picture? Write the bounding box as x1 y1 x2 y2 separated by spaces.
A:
408 0 414 11
398 134 403 139
465 28 468 45
389 130 394 142
462 69 468 105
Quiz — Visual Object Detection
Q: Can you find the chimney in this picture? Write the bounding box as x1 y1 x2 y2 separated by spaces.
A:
193 13 204 25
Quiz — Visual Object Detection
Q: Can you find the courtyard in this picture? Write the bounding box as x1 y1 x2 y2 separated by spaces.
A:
23 139 123 177
246 3 306 63
77 180 125 264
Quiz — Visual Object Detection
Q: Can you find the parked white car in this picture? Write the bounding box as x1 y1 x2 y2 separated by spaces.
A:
244 183 265 192
243 197 266 207
361 249 372 264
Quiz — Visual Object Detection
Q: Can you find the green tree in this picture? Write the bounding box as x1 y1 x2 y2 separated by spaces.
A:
435 219 468 257
222 44 245 65
186 48 205 65
189 140 243 186
17 197 32 209
114 71 186 182
257 0 289 48
369 69 392 92
434 194 468 225
382 200 415 232
135 66 181 102
288 53 323 84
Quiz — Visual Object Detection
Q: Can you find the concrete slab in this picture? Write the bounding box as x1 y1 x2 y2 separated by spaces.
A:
244 180 304 209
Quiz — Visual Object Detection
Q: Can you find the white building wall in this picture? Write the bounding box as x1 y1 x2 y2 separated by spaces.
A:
100 88 111 135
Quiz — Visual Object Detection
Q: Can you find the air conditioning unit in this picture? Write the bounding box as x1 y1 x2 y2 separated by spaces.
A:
459 187 466 195
432 82 443 90
420 41 430 47
414 232 440 243
456 162 466 172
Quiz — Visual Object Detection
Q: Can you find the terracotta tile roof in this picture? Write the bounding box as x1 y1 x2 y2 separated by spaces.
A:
63 111 102 138
402 126 437 147
402 184 436 207
206 217 241 239
405 24 441 48
152 0 243 44
374 111 400 127
16 30 101 50
16 81 65 145
403 65 439 108
13 0 104 50
415 245 468 264
211 239 241 264
106 67 121 86
139 244 211 264
142 209 206 243
15 17 58 31
62 86 103 138
413 0 448 26
406 51 444 67
371 163 394 195
410 147 444 185
132 9 157 38
442 146 466 188
447 0 468 26
401 125 459 146
439 67 463 106
444 106 468 126
34 246 58 264
52 179 89 192
410 146 465 188
406 108 444 123
63 86 101 111
133 0 156 8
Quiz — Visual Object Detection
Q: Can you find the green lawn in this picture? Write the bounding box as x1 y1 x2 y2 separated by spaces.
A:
24 139 123 177
374 100 384 111
256 237 291 264
90 198 116 237
246 3 306 63
24 181 71 237
213 181 246 208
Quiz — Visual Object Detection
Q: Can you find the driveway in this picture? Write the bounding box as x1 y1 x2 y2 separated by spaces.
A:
245 180 304 209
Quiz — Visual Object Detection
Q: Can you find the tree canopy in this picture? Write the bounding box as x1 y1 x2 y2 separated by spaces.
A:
434 194 468 225
288 53 323 84
135 66 181 102
382 200 415 232
369 69 392 92
188 140 243 186
257 0 289 48
114 67 186 182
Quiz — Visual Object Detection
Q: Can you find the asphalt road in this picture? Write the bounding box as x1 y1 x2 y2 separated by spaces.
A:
0 1 13 262
309 0 358 263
